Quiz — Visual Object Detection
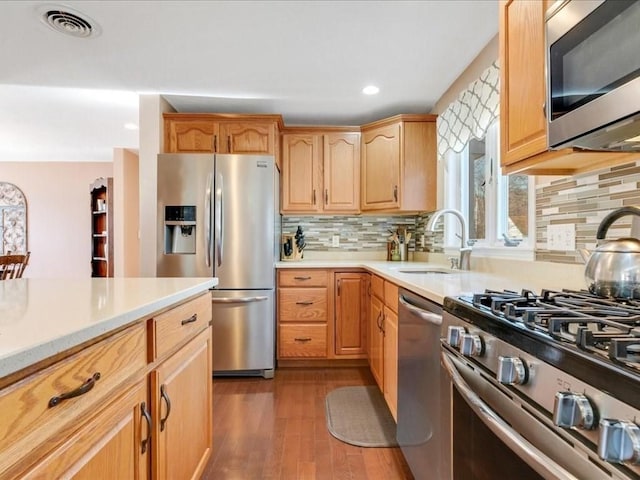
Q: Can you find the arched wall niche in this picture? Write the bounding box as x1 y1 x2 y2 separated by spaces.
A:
0 182 27 254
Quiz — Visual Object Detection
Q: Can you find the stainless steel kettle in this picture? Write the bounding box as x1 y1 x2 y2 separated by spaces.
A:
578 206 640 298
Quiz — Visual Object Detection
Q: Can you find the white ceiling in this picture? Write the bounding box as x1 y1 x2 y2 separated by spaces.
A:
0 0 498 162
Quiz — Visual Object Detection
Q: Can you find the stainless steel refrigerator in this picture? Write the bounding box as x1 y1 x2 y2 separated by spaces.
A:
157 153 279 378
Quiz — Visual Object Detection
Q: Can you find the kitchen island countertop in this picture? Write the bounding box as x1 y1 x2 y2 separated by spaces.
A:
0 277 217 379
276 259 583 305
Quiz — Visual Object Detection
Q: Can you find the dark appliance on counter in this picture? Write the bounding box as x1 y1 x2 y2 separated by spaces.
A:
157 153 280 378
438 288 640 479
546 0 640 152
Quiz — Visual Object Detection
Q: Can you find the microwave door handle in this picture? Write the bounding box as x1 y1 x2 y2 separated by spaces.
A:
215 173 223 267
440 351 580 480
204 173 212 268
399 295 442 325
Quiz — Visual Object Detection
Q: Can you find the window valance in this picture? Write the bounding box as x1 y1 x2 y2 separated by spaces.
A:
437 61 500 158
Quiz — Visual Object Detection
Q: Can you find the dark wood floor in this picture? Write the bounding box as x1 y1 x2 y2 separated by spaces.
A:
202 367 414 480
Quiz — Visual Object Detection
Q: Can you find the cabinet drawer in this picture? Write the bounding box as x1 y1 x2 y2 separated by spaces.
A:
279 269 328 287
279 324 327 358
278 288 327 321
371 274 384 300
0 323 146 476
153 293 211 360
384 281 399 313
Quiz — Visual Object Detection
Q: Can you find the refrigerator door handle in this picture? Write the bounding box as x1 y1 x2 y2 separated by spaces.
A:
204 172 213 268
215 172 224 267
211 296 269 304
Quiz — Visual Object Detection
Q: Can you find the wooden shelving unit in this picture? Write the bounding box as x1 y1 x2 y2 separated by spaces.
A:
90 177 113 277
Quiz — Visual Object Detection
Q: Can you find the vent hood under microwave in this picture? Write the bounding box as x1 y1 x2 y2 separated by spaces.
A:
548 77 640 152
546 0 640 152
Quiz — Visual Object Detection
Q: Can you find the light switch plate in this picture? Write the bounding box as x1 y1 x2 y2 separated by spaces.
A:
332 235 340 247
547 224 575 251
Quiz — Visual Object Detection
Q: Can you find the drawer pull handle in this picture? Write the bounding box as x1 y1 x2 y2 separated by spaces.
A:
296 301 314 305
48 372 101 408
293 276 311 280
294 337 312 342
160 384 172 432
181 314 197 326
141 401 152 454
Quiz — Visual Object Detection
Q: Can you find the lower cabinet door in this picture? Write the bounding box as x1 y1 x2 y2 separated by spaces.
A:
21 379 149 480
383 306 398 421
152 327 213 480
369 295 384 390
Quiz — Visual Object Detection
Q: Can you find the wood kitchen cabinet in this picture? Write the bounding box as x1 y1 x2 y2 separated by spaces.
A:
383 281 399 421
20 379 149 479
361 114 437 212
334 272 368 357
499 0 636 175
277 269 329 359
368 274 399 420
281 128 360 214
163 113 283 159
151 328 212 479
0 292 213 480
369 281 385 390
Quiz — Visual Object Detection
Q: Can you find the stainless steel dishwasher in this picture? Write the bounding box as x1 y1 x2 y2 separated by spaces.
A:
397 289 447 480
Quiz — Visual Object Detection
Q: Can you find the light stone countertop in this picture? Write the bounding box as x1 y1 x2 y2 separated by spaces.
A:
0 277 217 379
276 259 585 305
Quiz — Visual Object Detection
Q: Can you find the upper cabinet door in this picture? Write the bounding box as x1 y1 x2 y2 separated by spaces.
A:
165 119 217 153
499 0 548 166
281 134 322 213
323 133 360 213
218 121 277 155
361 123 401 211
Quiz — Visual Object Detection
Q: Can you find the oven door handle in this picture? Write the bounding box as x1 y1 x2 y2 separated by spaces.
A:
399 295 442 325
441 350 580 480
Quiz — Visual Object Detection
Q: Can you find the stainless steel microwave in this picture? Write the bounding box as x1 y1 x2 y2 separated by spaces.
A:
546 0 640 151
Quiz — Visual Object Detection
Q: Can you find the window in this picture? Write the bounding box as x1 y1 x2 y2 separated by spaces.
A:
443 120 535 259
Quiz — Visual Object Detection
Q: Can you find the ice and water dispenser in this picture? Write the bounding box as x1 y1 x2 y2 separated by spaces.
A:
163 206 196 254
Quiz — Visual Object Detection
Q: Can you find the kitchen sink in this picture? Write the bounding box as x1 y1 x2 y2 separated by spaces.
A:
397 268 454 274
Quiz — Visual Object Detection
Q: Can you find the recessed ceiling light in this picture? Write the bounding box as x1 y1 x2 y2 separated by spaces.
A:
124 123 139 130
362 85 380 95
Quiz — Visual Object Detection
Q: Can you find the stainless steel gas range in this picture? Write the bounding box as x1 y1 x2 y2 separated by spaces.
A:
441 289 640 480
397 287 640 480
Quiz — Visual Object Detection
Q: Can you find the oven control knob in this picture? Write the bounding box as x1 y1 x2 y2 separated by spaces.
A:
598 419 640 465
496 356 528 385
446 326 466 348
553 392 595 430
459 333 483 357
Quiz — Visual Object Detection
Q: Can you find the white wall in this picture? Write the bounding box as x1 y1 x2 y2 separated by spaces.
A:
138 94 175 277
113 148 140 277
0 162 113 277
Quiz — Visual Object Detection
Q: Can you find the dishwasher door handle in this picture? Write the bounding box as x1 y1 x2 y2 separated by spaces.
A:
399 295 442 326
211 296 269 304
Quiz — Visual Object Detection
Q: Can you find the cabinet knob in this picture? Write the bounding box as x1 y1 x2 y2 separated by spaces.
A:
553 392 595 430
497 356 528 385
598 419 640 464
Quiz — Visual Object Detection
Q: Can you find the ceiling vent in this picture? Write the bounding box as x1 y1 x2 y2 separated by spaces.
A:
39 5 101 38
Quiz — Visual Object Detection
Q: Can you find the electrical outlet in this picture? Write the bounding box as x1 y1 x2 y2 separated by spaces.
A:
332 235 340 247
547 224 575 251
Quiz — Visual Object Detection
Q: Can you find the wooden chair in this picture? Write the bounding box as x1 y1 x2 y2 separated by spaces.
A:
0 251 31 280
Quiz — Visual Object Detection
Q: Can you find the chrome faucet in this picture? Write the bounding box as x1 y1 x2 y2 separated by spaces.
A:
426 208 472 270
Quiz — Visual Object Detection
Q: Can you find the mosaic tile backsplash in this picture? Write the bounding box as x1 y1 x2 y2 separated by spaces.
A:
536 158 640 264
282 214 444 254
